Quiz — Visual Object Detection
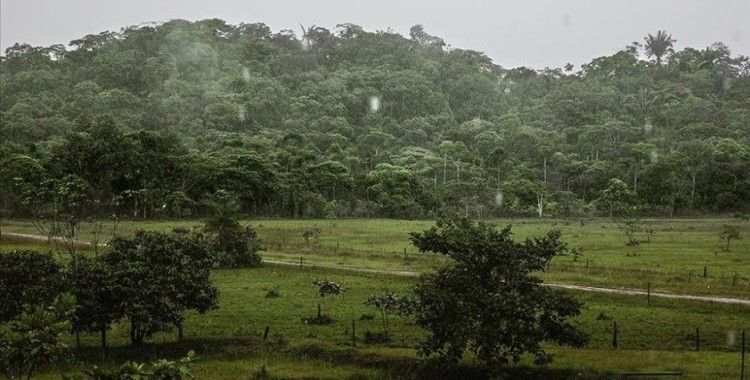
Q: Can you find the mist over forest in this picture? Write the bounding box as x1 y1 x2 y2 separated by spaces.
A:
2 19 749 219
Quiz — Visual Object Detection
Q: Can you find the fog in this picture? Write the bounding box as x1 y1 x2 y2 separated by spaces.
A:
2 0 748 68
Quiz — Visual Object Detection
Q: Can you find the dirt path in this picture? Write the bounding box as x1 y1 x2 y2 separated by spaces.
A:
3 232 749 306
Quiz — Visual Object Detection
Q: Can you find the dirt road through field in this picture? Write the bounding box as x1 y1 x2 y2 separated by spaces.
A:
4 231 749 306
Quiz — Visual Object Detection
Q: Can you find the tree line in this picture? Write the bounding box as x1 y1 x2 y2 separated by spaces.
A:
1 20 748 219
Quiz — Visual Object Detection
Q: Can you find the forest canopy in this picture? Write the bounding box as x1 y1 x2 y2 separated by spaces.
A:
1 19 748 219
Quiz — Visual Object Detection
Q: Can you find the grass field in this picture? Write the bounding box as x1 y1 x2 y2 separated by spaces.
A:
2 217 749 378
3 217 749 297
19 264 750 379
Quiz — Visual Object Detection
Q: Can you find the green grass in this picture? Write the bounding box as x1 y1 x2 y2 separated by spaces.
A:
18 263 750 379
3 217 749 297
3 218 749 378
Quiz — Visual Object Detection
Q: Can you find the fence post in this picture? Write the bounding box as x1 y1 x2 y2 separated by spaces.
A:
612 321 618 348
299 256 303 268
704 266 707 278
733 272 738 286
351 319 356 347
647 282 651 305
741 329 746 380
263 325 270 341
695 327 700 351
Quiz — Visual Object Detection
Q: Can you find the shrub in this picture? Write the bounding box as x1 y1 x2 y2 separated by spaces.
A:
265 286 280 298
215 225 263 267
0 250 67 322
82 351 196 379
364 330 391 344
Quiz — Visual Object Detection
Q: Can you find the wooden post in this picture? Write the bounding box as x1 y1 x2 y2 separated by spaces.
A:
101 329 108 359
741 329 746 380
647 282 651 305
351 319 356 347
263 325 270 340
733 272 738 286
695 327 700 351
703 266 707 278
612 321 618 348
299 256 303 268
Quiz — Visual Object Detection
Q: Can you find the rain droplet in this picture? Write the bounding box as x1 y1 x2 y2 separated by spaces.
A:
495 192 504 207
643 119 653 135
650 150 659 163
722 77 732 92
369 96 381 112
242 67 251 82
727 330 736 346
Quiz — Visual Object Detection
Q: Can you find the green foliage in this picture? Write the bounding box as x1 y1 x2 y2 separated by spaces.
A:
204 191 263 267
1 21 749 220
364 290 401 333
313 280 345 297
0 294 75 380
103 231 218 344
718 224 742 252
70 257 121 349
0 250 67 322
82 351 196 379
408 215 587 366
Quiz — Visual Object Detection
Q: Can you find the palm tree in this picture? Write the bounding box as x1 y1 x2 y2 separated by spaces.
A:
643 31 675 66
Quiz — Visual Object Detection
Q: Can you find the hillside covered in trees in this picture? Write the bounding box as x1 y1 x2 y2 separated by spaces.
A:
1 19 749 219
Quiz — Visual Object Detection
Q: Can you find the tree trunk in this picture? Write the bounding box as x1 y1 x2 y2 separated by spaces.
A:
101 328 107 354
537 195 544 218
690 172 696 207
443 156 447 184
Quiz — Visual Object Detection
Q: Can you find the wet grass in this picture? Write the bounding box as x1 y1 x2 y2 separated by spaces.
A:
3 217 749 296
3 218 749 378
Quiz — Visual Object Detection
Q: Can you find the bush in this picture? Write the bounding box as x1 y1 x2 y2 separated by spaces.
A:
215 225 263 268
0 250 67 321
82 351 196 379
265 286 280 298
364 330 391 344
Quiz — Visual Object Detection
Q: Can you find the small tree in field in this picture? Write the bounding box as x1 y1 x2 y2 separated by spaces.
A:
365 290 400 334
570 246 583 262
308 280 344 324
718 224 742 252
203 191 262 267
104 231 218 345
70 258 121 353
408 215 587 367
621 219 641 248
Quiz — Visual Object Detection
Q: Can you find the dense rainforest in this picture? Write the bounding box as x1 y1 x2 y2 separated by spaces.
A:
1 19 748 219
